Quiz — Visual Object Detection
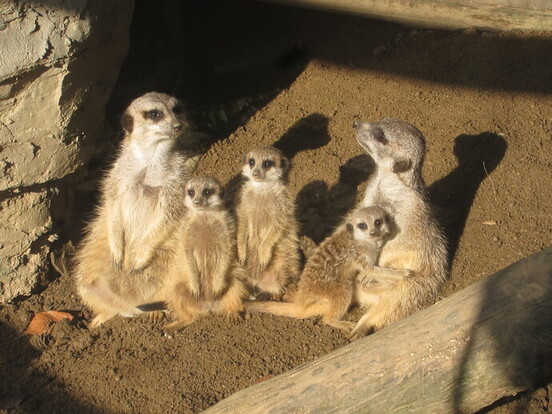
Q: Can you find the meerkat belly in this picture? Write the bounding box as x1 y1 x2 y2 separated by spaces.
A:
187 219 225 278
121 189 162 240
246 198 278 241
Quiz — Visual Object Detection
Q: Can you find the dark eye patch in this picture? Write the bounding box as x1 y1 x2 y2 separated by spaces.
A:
358 222 368 230
248 158 255 167
187 189 195 197
373 127 388 144
144 109 164 121
202 188 213 197
374 219 382 227
263 159 274 169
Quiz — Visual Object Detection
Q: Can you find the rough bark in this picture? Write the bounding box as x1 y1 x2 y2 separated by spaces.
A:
262 0 552 31
205 247 552 413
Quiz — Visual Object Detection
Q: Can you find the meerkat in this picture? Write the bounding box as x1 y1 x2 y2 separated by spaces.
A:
245 207 405 332
236 146 301 300
164 176 248 330
348 118 448 340
74 92 196 328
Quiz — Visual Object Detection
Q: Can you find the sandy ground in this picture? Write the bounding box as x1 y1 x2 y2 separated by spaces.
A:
1 1 551 413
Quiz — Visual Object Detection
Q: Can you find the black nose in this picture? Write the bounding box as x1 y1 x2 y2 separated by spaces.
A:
252 170 259 177
173 123 181 132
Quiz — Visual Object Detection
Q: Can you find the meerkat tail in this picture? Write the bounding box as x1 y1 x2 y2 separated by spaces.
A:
245 300 325 320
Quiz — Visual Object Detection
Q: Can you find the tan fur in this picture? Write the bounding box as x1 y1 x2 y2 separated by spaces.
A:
74 92 195 328
236 146 300 299
349 118 449 340
165 177 248 330
246 207 402 332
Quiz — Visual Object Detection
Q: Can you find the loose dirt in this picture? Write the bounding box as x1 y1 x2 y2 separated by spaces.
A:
1 2 551 413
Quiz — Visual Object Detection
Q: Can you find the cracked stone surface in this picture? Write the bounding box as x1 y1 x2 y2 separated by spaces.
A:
0 0 134 301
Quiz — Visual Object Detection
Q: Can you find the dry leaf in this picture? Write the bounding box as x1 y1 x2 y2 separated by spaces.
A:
22 311 74 335
482 220 497 226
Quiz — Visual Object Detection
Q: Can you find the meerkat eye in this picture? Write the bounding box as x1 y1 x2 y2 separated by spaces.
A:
263 160 274 169
202 188 213 197
172 104 183 114
248 158 255 167
358 222 368 230
145 109 164 121
374 219 382 227
373 127 388 144
187 189 195 197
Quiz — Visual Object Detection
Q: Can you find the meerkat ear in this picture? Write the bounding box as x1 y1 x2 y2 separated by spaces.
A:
281 156 290 171
346 223 354 234
121 111 133 134
392 158 412 173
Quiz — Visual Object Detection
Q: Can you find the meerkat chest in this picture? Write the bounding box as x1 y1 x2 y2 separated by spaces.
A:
186 215 227 252
242 188 283 227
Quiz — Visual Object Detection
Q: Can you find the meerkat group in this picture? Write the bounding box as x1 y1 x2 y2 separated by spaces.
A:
74 91 448 340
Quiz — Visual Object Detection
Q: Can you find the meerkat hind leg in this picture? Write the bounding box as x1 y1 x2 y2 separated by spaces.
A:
218 279 247 323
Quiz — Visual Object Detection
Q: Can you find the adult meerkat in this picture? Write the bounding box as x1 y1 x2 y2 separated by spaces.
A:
165 176 248 330
349 118 448 340
246 207 405 332
236 146 300 300
74 92 195 328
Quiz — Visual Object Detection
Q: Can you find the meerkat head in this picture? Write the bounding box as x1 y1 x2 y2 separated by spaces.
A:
242 146 289 184
353 118 425 176
121 92 189 143
346 206 392 243
184 176 224 210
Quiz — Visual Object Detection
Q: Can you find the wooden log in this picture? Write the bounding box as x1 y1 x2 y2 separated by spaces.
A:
259 0 552 32
204 247 552 413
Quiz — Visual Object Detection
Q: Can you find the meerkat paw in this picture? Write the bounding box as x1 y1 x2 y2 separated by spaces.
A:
225 311 244 324
111 256 123 272
237 249 247 266
212 289 226 302
348 324 373 341
255 291 283 302
144 310 167 324
322 317 356 333
335 320 357 333
164 319 195 332
129 259 152 274
88 313 113 329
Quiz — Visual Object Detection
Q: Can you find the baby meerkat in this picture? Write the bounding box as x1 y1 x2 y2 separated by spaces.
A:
165 176 248 330
349 118 448 340
74 92 196 328
236 146 301 300
245 206 402 332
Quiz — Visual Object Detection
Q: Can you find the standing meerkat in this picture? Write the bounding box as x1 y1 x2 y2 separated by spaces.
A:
74 92 196 328
236 146 301 300
246 206 406 332
165 176 248 330
349 118 448 340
